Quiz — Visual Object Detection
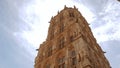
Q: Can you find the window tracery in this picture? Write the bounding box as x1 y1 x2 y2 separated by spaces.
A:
58 56 66 68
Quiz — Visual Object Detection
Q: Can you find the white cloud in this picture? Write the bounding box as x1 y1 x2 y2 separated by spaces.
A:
72 0 120 44
16 0 95 48
8 0 120 68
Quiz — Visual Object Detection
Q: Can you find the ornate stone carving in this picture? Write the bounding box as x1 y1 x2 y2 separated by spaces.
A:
34 6 111 68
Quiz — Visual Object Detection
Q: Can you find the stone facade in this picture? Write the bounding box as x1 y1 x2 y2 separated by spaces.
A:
34 6 111 68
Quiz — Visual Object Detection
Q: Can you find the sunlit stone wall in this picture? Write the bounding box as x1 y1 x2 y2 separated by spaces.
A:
34 6 111 68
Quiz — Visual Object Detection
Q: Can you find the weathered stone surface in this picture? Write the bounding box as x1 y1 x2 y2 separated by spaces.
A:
34 6 111 68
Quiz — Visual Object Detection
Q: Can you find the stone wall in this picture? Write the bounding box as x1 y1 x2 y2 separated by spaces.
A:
34 6 111 68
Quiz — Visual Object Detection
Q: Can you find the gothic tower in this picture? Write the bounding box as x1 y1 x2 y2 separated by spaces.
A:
34 6 111 68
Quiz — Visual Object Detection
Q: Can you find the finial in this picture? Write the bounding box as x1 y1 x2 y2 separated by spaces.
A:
51 16 53 19
74 5 76 9
88 23 90 25
64 5 67 9
74 5 78 10
58 11 59 14
48 21 50 23
36 49 39 51
50 16 54 23
103 51 106 53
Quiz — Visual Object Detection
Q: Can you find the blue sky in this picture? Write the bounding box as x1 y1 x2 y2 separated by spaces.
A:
0 0 120 68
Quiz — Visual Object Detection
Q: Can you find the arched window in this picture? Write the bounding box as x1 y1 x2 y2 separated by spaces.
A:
58 56 65 68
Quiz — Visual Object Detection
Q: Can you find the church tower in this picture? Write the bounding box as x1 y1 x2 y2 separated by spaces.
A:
34 6 111 68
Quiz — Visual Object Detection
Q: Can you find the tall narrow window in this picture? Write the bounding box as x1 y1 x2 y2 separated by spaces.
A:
72 57 77 65
71 50 77 66
70 35 73 42
69 12 74 17
59 37 65 49
58 57 65 68
60 23 64 33
71 50 76 56
47 46 52 57
60 14 63 21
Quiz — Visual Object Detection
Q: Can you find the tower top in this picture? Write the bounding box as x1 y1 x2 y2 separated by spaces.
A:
35 6 111 68
46 6 82 41
49 6 80 23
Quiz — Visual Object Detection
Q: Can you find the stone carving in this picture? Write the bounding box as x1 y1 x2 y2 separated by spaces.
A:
34 6 111 68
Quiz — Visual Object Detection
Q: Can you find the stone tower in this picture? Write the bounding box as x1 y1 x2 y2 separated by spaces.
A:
34 6 111 68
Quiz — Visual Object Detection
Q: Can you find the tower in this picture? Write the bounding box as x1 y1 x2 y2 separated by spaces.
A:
34 6 111 68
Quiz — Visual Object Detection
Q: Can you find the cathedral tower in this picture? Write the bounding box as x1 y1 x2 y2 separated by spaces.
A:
34 6 111 68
